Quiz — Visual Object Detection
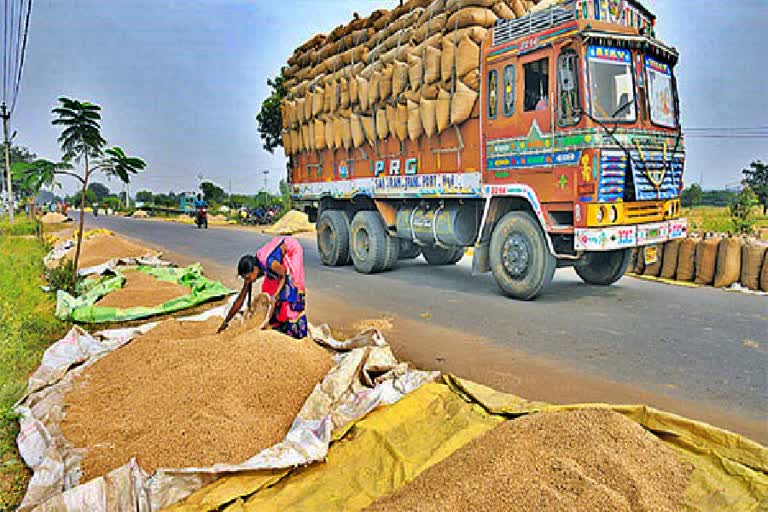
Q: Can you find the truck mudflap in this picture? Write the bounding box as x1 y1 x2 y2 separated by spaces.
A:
574 219 688 252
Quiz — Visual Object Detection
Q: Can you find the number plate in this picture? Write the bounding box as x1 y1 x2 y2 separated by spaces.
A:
644 246 658 265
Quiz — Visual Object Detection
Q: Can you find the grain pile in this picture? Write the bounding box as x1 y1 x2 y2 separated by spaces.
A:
66 234 157 268
264 210 316 235
96 270 190 309
41 212 69 224
280 0 543 157
62 317 332 481
365 409 692 512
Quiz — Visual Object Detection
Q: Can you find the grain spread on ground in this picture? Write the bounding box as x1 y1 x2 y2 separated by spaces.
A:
61 317 332 481
40 212 69 224
365 409 692 512
65 234 156 268
264 210 316 235
95 270 191 309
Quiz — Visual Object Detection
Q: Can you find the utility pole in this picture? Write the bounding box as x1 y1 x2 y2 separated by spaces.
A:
1 103 14 224
262 170 270 193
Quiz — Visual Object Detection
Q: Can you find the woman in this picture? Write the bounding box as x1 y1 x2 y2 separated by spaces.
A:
217 236 307 339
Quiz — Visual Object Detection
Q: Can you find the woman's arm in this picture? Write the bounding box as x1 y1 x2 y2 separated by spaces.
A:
270 260 287 300
217 281 251 333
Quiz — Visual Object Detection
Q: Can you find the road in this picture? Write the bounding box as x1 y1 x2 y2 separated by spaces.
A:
89 214 767 432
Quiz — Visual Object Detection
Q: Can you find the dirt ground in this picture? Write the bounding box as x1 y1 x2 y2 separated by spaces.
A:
96 269 190 309
61 317 332 481
365 409 692 512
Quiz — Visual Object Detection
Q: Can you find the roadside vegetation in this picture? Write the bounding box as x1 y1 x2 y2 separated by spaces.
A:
0 232 69 509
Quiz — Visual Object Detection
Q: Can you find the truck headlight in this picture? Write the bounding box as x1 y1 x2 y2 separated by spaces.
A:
596 207 605 223
609 206 618 223
668 203 675 217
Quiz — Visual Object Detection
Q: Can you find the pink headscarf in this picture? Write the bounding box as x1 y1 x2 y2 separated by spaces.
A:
256 237 306 295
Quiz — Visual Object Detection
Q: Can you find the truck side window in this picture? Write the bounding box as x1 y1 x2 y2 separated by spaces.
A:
558 51 580 126
524 58 549 112
503 65 515 117
488 70 499 119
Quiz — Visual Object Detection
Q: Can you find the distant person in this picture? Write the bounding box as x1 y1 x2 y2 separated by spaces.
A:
195 193 207 209
218 236 307 339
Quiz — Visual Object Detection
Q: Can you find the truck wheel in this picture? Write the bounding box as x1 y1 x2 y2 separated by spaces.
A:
422 245 464 265
575 249 632 286
382 233 400 271
490 212 556 300
398 239 421 260
317 210 350 266
350 211 392 274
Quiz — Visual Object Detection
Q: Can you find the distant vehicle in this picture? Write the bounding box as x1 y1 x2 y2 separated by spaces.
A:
196 206 208 229
179 192 198 214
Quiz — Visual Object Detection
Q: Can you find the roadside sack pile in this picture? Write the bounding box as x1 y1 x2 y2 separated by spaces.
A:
365 408 692 512
630 234 768 293
264 210 316 235
280 0 546 157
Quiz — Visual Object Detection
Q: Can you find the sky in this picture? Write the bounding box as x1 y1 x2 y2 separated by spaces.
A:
7 0 768 196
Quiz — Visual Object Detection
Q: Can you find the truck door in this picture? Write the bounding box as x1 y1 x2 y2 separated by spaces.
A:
518 48 555 160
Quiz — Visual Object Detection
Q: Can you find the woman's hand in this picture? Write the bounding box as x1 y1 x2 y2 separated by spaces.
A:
216 320 229 334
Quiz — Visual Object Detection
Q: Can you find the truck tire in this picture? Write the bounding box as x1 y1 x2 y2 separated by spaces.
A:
350 211 392 274
399 239 421 260
382 233 400 271
422 245 464 265
490 211 556 300
575 249 632 286
317 210 350 266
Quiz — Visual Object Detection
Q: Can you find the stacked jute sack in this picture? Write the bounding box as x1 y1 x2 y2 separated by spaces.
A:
280 0 542 156
630 236 768 292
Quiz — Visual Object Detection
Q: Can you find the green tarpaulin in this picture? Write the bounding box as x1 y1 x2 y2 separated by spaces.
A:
56 264 233 323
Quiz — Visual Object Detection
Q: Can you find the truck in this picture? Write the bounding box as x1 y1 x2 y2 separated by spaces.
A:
286 0 688 300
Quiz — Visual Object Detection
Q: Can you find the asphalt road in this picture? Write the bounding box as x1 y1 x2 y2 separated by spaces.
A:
90 215 767 423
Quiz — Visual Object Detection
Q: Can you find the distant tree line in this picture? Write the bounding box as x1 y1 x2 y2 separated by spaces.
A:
134 179 291 210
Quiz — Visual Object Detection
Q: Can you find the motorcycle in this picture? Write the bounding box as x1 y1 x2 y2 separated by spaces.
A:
196 207 208 229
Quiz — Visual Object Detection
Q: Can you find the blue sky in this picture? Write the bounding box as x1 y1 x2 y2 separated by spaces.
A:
9 0 767 196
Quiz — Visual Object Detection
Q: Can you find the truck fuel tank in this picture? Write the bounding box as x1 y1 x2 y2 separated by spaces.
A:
395 202 479 247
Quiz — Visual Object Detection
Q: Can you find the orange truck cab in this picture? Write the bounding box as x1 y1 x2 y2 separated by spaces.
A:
289 0 687 300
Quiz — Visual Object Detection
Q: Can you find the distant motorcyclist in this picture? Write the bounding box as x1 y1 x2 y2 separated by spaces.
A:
195 193 207 210
195 193 208 229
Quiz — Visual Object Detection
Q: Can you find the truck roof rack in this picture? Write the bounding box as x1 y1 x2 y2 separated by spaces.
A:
493 0 577 48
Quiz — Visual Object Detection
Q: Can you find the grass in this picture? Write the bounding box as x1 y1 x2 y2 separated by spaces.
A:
683 206 768 234
0 215 39 237
0 235 69 509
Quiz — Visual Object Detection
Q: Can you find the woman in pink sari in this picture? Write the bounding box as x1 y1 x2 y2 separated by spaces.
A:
218 236 307 338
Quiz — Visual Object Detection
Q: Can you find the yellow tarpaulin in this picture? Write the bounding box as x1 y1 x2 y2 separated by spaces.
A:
167 377 767 511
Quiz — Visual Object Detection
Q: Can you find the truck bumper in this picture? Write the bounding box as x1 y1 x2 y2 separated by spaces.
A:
574 219 688 252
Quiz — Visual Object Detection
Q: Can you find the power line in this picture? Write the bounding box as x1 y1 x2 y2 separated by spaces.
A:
11 0 31 113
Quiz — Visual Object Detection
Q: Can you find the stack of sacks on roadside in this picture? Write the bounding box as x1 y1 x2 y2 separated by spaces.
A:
280 0 543 156
630 235 768 292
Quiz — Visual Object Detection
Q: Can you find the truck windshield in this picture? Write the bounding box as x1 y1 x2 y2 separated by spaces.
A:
587 46 636 122
645 56 677 128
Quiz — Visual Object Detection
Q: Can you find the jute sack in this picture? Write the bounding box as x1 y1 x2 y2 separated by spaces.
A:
446 0 496 10
407 99 423 141
643 243 664 277
421 83 440 100
349 74 359 106
296 98 306 124
315 118 326 150
420 98 437 137
358 76 370 111
282 130 292 155
408 54 423 91
340 114 352 149
360 115 376 144
308 122 317 152
417 0 446 25
396 102 409 141
761 250 768 292
694 236 721 285
510 0 527 17
304 93 313 121
368 71 381 110
332 116 343 149
324 118 334 150
713 236 743 288
424 45 442 85
492 1 517 18
740 242 768 290
312 86 325 117
462 69 481 91
451 79 479 125
443 26 489 45
281 103 290 130
380 65 394 101
386 104 398 136
350 113 365 148
392 61 409 97
376 107 389 140
441 38 455 83
339 78 350 109
436 88 452 134
660 239 681 279
456 34 480 78
411 13 447 44
446 7 499 29
676 237 699 281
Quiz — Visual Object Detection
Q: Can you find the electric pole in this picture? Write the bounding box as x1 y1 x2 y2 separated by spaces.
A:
262 170 270 194
2 103 14 224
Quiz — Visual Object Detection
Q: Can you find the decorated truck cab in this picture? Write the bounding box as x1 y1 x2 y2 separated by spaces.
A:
287 0 687 300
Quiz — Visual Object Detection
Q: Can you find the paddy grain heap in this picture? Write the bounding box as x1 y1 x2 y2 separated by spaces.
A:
366 409 692 512
62 317 332 481
67 234 157 268
96 269 190 309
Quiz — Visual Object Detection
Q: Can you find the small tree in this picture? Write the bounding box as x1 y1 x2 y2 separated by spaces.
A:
742 160 767 214
201 181 226 204
730 187 758 234
681 183 703 208
256 71 287 154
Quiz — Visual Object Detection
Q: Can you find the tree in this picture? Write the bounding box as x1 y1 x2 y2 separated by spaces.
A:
12 159 71 196
87 182 111 202
742 160 767 214
46 98 145 284
256 71 287 154
730 187 758 234
680 183 703 207
201 181 226 204
135 190 153 203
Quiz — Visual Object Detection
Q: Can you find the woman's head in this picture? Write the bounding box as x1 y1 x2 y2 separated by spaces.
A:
238 255 262 282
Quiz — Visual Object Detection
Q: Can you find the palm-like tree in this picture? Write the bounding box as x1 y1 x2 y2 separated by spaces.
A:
50 97 145 284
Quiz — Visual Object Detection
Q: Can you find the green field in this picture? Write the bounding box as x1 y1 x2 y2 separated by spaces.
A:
0 231 69 509
683 206 768 234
